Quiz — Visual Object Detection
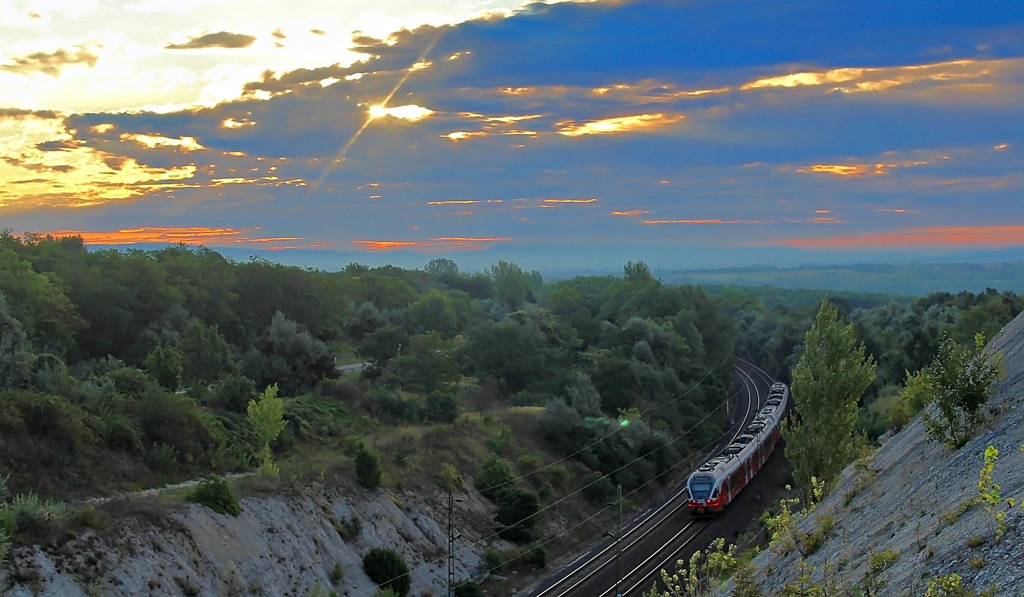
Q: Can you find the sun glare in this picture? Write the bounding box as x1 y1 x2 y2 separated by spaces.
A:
368 104 433 121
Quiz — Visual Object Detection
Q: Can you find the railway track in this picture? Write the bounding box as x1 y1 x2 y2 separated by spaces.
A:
522 360 778 597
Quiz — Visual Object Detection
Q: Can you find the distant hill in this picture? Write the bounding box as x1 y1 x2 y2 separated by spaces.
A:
654 261 1024 295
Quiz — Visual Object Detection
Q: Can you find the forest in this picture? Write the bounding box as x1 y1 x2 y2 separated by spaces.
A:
0 230 1021 554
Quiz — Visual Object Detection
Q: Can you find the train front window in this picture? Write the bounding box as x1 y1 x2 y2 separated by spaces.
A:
690 476 713 500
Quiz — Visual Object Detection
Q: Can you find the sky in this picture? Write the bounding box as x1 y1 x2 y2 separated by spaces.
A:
2 0 1024 272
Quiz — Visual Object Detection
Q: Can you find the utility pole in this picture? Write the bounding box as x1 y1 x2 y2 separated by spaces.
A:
448 491 456 597
615 483 623 597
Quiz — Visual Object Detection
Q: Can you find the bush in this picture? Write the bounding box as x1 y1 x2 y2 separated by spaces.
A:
186 476 241 516
355 444 383 489
363 547 410 597
474 453 515 500
424 391 457 424
482 546 504 572
437 463 463 492
494 487 540 544
581 472 615 506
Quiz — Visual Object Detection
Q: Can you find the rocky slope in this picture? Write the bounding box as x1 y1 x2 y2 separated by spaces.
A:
0 481 504 597
735 312 1024 596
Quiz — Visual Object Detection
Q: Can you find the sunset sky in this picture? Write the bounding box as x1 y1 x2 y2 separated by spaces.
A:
2 0 1023 271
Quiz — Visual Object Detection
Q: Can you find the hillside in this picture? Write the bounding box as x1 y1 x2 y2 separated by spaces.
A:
735 312 1024 595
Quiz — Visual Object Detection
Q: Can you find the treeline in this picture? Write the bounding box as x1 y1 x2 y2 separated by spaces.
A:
0 232 734 502
725 284 1022 437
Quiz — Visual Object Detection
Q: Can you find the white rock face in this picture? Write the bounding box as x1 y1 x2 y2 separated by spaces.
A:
1 485 488 597
735 312 1024 596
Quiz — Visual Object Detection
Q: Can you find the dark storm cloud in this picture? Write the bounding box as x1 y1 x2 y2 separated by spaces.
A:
0 46 99 77
166 31 258 50
0 108 61 120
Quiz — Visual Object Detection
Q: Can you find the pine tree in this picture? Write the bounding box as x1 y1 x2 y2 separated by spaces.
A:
787 299 876 499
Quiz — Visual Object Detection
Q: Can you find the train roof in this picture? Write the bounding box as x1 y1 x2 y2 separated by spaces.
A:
688 381 788 483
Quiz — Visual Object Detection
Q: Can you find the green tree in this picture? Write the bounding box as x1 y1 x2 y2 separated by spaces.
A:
179 320 234 386
475 453 515 500
787 299 877 497
241 311 336 395
408 289 460 337
567 372 602 417
355 443 383 489
357 324 410 373
0 294 32 389
918 333 1003 448
247 384 287 476
143 344 183 390
390 331 459 396
494 486 540 543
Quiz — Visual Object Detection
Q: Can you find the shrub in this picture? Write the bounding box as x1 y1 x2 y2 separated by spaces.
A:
363 547 410 597
482 546 504 572
581 472 614 506
186 476 241 516
437 463 463 492
330 562 345 584
424 392 457 424
547 464 570 488
487 425 511 454
355 444 383 489
453 581 484 597
474 453 515 501
494 487 539 543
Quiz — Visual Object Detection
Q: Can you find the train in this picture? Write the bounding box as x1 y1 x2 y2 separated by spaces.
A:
686 381 789 515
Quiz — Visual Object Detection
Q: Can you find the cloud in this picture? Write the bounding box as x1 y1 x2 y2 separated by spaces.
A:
3 0 1023 264
352 236 510 251
0 46 99 77
35 226 326 250
166 31 257 50
0 108 61 120
777 225 1024 250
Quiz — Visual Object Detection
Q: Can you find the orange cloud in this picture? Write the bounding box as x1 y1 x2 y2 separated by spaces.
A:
795 159 929 177
543 198 597 204
776 225 1024 249
558 113 685 136
34 226 325 249
741 58 1023 96
352 236 510 251
643 218 759 225
611 210 651 216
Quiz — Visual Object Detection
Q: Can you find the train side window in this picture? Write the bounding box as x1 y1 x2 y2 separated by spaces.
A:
711 488 719 499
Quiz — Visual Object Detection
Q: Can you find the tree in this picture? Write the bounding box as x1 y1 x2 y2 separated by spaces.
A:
918 333 1004 448
179 320 234 386
0 294 32 389
474 453 515 500
247 384 287 476
143 344 183 390
355 443 383 489
390 331 459 396
567 372 602 417
363 547 411 597
356 324 410 373
494 486 540 543
241 311 336 395
787 299 876 497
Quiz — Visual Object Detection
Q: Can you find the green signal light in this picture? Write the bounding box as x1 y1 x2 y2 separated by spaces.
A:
619 419 629 427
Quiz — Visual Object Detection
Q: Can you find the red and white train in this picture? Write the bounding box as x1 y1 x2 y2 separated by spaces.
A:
686 381 789 515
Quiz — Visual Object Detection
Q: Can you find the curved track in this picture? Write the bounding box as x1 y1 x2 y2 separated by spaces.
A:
522 360 778 597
